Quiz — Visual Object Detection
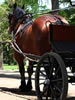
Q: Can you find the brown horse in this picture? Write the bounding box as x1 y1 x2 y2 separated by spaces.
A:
8 3 69 92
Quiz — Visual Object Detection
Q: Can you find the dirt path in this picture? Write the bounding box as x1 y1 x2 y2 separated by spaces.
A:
0 70 75 100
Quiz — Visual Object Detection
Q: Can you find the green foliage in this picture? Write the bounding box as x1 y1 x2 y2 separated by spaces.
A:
0 3 16 65
3 64 18 70
3 43 16 65
0 4 10 41
59 8 75 25
69 14 75 25
4 64 27 70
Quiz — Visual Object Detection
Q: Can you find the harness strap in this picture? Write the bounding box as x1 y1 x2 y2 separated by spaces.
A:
14 20 33 38
11 40 40 62
54 15 65 25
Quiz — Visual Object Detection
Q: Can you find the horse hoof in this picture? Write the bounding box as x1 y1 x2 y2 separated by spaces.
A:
27 80 32 91
19 82 27 92
19 85 27 92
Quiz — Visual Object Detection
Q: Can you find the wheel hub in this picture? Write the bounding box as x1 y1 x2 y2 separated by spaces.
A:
44 79 50 85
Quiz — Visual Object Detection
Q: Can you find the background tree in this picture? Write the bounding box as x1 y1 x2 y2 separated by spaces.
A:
0 4 9 69
51 0 59 9
0 2 16 66
0 43 3 69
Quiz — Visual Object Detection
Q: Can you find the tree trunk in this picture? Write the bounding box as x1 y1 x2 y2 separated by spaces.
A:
51 0 59 10
0 43 3 70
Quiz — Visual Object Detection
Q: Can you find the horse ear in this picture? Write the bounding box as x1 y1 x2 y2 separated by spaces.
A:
13 3 17 9
22 5 24 9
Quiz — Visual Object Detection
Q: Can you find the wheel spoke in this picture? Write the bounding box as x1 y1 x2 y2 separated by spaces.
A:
48 56 51 67
40 86 48 97
51 78 62 83
54 84 62 93
46 91 48 100
56 67 60 74
48 57 54 78
46 86 50 100
42 62 49 79
36 82 45 87
50 86 56 99
39 70 47 77
47 56 52 78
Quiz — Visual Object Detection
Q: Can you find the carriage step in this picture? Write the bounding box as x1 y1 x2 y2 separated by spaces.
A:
68 75 75 83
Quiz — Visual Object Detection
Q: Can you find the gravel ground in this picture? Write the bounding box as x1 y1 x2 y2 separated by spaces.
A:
0 70 75 100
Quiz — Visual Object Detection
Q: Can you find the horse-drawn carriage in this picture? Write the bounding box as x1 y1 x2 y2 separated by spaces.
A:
8 1 75 100
35 24 75 100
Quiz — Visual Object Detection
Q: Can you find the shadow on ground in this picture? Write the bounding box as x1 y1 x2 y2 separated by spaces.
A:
66 97 75 100
0 87 36 95
0 71 75 100
0 87 37 100
0 87 75 100
0 72 35 80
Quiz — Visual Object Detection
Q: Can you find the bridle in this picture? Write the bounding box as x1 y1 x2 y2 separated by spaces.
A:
8 13 24 33
8 12 32 34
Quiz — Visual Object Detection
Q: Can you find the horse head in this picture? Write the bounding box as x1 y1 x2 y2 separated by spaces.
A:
8 3 32 34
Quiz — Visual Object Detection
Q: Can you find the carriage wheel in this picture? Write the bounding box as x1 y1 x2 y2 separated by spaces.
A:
35 52 68 100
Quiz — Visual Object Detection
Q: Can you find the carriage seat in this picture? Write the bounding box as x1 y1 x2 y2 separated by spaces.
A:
50 24 75 57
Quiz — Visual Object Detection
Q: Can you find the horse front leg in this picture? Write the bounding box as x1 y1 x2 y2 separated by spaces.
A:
14 52 26 91
27 61 33 91
18 61 27 92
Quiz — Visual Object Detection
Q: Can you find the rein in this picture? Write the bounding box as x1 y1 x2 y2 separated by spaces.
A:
10 18 40 62
11 38 40 62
